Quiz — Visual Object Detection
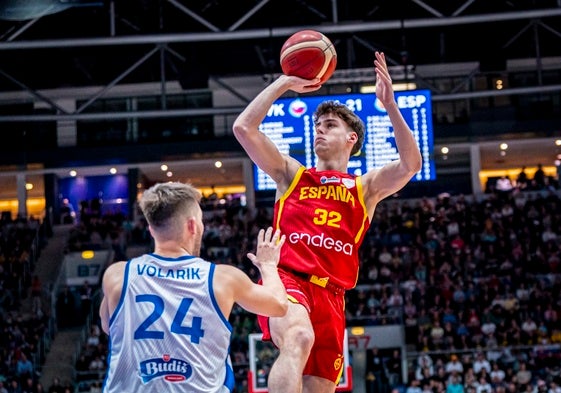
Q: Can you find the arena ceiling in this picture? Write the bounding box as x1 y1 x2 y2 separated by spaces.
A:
0 0 560 93
0 0 560 197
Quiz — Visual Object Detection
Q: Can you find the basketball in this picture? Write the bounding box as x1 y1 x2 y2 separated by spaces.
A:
280 30 337 84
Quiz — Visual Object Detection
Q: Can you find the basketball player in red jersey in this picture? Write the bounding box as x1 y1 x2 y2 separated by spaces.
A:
233 51 422 393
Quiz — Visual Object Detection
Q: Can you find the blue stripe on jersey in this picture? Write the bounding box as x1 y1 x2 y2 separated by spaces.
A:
224 359 235 391
208 264 233 332
109 259 131 327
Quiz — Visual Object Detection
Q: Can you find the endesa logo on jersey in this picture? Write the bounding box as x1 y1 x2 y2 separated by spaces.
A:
139 355 192 384
288 232 353 256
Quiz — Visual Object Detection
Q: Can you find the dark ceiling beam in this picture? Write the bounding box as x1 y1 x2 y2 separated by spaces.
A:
0 8 560 50
0 83 560 122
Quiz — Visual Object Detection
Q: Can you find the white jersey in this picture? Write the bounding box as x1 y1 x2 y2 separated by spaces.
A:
103 253 234 393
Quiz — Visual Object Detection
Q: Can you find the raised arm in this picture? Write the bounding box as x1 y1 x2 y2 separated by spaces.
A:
233 74 322 190
362 51 423 213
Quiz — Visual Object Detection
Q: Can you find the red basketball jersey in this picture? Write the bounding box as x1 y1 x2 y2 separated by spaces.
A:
274 166 370 289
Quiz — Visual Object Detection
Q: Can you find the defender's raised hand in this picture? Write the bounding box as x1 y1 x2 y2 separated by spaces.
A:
246 227 285 268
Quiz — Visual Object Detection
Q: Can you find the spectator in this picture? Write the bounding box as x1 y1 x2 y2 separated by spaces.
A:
521 316 538 344
387 287 404 319
21 377 36 393
30 275 42 317
489 362 506 385
89 381 102 393
429 320 445 348
416 351 434 381
445 354 464 375
516 166 529 189
475 375 493 393
88 355 105 380
385 349 403 388
447 374 465 393
75 354 89 381
536 380 548 393
86 327 100 348
463 367 477 389
8 379 21 393
15 353 33 383
532 164 546 189
47 377 64 393
515 361 532 387
406 379 423 393
472 352 491 376
365 347 388 393
549 381 561 393
495 175 514 199
79 281 93 321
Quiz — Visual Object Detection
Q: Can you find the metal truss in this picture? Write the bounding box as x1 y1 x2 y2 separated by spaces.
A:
0 0 559 122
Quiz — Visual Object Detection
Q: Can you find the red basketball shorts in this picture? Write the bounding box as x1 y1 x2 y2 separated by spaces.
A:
257 269 346 383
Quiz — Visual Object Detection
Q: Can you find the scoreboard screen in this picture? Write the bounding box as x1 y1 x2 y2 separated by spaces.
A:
253 90 435 191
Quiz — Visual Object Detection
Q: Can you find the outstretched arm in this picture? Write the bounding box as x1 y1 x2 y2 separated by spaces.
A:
233 75 322 190
242 227 288 316
215 227 288 318
363 51 423 213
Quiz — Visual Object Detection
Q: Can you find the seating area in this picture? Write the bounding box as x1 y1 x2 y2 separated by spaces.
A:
0 216 54 392
2 183 560 392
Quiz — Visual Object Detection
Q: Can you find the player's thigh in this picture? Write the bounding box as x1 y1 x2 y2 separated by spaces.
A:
269 301 314 347
303 375 336 393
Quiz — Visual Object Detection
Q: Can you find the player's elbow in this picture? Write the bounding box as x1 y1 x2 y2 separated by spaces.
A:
411 157 423 174
406 152 423 174
232 121 250 141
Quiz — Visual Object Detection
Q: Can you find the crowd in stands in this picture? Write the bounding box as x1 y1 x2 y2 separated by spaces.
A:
2 169 561 393
0 215 53 393
354 183 561 393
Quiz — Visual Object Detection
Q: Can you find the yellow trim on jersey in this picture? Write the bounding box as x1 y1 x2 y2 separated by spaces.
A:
354 176 370 244
275 166 306 232
287 294 299 304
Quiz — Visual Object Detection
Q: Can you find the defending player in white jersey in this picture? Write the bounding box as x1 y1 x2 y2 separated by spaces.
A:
99 181 288 393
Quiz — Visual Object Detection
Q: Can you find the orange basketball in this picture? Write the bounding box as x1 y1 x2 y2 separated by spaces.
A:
280 30 337 84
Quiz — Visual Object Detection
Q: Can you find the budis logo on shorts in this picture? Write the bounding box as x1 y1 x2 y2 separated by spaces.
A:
139 355 192 384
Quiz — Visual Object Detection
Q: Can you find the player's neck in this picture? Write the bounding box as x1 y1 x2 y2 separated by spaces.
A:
316 156 348 172
153 240 193 258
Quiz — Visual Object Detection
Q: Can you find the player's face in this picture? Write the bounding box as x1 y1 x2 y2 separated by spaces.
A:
313 113 349 156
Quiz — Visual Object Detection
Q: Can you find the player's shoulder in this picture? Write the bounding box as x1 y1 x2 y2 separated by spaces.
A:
105 260 127 274
214 263 241 275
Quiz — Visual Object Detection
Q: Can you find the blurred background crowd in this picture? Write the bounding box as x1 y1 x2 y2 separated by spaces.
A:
0 173 560 393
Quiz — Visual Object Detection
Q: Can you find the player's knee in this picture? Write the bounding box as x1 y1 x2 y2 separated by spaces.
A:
286 325 315 353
